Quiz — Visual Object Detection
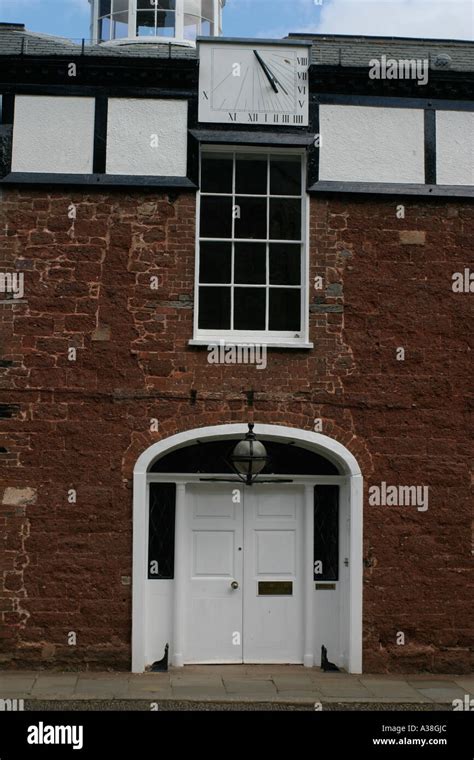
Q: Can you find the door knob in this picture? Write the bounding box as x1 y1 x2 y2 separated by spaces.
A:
230 580 239 590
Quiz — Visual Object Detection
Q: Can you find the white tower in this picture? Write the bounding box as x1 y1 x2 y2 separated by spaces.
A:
89 0 225 46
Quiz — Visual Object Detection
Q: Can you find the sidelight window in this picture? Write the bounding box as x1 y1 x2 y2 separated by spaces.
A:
148 483 176 579
313 485 339 582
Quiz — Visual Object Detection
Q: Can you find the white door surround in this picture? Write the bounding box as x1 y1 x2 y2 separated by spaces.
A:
132 423 363 673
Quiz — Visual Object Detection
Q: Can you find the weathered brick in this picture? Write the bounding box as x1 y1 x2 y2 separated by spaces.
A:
0 189 471 673
399 230 426 245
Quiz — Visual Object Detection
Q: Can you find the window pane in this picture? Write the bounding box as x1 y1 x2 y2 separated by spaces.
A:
201 19 213 35
184 14 200 40
200 196 233 238
151 440 339 474
112 0 129 23
139 0 175 8
112 17 128 38
201 154 233 193
137 10 155 34
270 243 301 285
156 10 176 36
270 156 301 196
235 197 267 239
313 486 339 582
202 0 214 21
199 287 231 329
234 243 266 284
269 198 301 240
234 288 266 330
185 0 202 13
100 0 111 15
200 242 231 283
236 155 267 195
148 483 176 580
99 17 111 40
269 289 301 331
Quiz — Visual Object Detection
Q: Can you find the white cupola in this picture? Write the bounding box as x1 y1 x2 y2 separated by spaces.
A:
89 0 225 46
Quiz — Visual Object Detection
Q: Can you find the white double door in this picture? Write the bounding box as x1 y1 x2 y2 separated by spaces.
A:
184 483 304 664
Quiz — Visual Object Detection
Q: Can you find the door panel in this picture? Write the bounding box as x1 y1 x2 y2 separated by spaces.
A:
192 530 235 576
185 485 243 663
243 485 304 663
254 530 296 574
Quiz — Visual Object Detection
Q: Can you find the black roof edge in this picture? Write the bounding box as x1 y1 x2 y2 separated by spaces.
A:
288 32 474 45
0 53 197 65
0 22 25 30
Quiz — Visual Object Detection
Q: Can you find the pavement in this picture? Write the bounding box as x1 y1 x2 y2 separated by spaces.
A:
1 666 472 708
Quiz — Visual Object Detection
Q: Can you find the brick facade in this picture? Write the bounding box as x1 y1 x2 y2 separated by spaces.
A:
0 189 472 672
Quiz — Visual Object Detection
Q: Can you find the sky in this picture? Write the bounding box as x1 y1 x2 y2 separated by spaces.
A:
0 0 472 42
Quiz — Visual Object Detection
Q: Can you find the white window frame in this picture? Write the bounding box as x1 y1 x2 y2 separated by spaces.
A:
190 144 312 349
97 0 131 42
135 0 177 39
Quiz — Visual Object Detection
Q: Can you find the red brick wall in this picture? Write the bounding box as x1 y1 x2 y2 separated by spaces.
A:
0 189 472 672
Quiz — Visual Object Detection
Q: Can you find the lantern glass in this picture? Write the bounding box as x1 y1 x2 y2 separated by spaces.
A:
230 430 269 481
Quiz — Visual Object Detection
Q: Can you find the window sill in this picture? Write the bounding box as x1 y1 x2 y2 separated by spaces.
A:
188 339 314 350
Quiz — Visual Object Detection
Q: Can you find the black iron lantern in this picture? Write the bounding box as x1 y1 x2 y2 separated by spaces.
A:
229 423 270 486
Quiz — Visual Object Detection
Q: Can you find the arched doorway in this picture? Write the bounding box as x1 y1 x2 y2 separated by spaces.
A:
132 424 363 673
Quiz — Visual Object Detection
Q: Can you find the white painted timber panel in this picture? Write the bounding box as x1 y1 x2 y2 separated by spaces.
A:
106 99 188 176
319 105 425 183
11 96 95 174
146 581 173 667
436 111 474 186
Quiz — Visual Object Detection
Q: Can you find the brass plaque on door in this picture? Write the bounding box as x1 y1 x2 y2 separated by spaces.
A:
258 581 293 596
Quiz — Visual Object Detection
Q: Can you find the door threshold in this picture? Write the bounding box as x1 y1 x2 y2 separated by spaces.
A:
243 661 304 665
184 661 244 666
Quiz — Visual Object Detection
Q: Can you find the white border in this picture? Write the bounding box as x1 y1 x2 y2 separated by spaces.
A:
132 423 363 673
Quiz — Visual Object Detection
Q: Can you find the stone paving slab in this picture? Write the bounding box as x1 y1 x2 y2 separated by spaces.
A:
172 686 227 698
407 680 462 689
318 682 374 699
272 677 316 691
407 675 461 681
1 669 472 704
33 675 79 687
0 675 37 693
415 686 468 703
277 690 324 700
452 678 474 692
0 673 37 682
360 679 427 702
170 675 224 686
128 678 171 692
74 679 130 699
127 685 174 699
31 677 79 698
224 679 277 694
